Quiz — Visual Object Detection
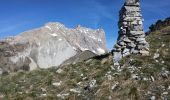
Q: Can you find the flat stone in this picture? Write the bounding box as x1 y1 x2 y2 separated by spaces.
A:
130 31 144 35
123 48 130 54
123 37 131 43
115 44 121 48
140 50 149 56
127 42 136 47
118 41 126 46
136 38 145 41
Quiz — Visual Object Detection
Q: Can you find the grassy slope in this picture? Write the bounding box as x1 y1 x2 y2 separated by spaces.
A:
0 26 170 100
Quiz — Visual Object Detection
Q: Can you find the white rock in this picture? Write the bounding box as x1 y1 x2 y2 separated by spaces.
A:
41 94 47 97
56 69 63 74
80 74 84 77
155 60 159 63
153 53 160 59
143 77 149 81
70 88 81 93
151 76 155 82
107 75 112 80
111 82 119 90
150 96 156 100
90 79 96 88
161 61 165 64
162 92 168 95
162 44 165 47
57 93 70 99
41 88 46 92
131 74 139 80
52 81 62 86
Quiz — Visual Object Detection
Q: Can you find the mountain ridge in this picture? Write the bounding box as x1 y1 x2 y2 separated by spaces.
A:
0 22 107 73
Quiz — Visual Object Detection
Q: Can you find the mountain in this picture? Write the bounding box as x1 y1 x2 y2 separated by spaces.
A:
0 22 107 73
0 20 170 100
147 17 170 34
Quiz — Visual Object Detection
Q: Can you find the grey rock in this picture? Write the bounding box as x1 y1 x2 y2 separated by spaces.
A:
0 68 2 75
123 37 131 43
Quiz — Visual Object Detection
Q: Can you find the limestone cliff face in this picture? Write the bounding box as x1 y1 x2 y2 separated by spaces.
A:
0 22 107 72
113 0 149 61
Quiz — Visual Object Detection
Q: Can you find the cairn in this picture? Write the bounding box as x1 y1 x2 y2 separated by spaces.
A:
113 0 149 61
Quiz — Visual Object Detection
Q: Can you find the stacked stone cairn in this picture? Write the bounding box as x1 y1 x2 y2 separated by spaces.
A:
113 0 149 61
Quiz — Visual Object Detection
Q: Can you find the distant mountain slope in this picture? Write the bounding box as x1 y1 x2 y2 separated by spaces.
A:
0 22 107 73
147 17 170 34
0 22 170 99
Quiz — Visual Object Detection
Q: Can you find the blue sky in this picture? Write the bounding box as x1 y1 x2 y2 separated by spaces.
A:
0 0 170 49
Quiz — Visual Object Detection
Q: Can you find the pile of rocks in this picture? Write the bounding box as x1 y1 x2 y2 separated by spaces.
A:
113 0 149 61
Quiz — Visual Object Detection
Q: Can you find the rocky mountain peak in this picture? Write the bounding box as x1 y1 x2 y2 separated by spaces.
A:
45 22 65 30
0 22 107 72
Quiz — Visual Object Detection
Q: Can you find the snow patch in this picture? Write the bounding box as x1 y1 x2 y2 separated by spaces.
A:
75 43 89 51
73 47 77 50
88 35 102 42
58 38 62 41
97 48 105 54
49 33 58 37
45 25 52 30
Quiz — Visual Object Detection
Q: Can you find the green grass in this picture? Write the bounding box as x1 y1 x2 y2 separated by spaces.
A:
0 26 170 100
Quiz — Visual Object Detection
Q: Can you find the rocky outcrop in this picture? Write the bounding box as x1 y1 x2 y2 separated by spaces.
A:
113 0 149 61
0 22 107 73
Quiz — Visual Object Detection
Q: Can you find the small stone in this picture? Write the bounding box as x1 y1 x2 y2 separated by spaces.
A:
0 68 2 75
143 77 149 81
52 81 62 86
57 93 70 99
111 82 119 91
168 86 170 90
161 61 165 64
110 65 115 70
162 44 165 47
162 92 168 95
41 88 46 92
140 50 149 56
70 88 81 93
153 53 160 59
56 69 63 74
150 96 156 100
131 74 139 80
151 76 155 82
41 94 47 97
107 75 112 80
80 74 84 77
90 79 96 88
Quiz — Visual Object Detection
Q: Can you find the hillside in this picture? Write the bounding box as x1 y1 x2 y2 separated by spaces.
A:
147 17 170 34
0 26 170 99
